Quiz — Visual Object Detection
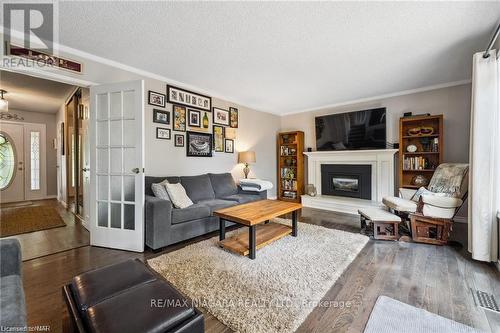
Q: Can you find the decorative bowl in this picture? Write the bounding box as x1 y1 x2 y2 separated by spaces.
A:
420 127 434 135
408 127 421 136
412 175 429 187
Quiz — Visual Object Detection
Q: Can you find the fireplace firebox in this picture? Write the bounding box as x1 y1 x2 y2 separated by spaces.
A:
321 164 371 200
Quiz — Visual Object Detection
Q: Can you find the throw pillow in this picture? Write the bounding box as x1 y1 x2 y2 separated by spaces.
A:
165 183 193 209
151 179 170 200
412 186 450 202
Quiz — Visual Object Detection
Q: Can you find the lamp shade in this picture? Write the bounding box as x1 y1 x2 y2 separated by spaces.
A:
238 151 256 164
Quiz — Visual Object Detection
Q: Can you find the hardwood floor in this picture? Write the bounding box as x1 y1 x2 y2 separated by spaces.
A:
20 206 500 332
1 199 89 260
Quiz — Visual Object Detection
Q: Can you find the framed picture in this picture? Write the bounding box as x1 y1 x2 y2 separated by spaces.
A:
225 139 234 153
148 91 166 107
173 105 186 132
229 107 238 128
213 107 230 126
156 127 171 140
213 125 225 152
167 85 212 112
187 131 212 157
153 109 170 125
188 109 201 127
174 134 184 147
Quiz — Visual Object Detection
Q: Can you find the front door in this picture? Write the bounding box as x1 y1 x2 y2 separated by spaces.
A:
0 123 24 203
90 80 145 252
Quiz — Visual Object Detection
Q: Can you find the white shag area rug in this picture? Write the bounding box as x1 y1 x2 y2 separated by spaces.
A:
148 218 369 333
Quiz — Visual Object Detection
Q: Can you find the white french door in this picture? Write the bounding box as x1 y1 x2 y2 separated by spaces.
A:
90 80 145 252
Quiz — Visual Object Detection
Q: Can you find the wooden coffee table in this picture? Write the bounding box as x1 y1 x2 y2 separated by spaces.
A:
214 200 302 259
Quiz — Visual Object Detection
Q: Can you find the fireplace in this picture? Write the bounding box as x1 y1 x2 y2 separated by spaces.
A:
321 164 372 200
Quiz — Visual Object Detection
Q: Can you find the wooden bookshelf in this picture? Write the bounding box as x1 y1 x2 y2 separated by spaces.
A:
277 131 304 202
399 115 443 189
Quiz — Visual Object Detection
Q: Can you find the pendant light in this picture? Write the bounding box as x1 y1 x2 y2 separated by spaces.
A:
0 90 8 112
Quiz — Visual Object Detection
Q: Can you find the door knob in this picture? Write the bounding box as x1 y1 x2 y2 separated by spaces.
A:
131 168 140 174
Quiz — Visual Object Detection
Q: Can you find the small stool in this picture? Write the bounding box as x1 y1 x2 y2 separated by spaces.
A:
358 208 401 241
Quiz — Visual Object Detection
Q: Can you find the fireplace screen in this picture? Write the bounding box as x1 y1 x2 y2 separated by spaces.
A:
332 177 359 193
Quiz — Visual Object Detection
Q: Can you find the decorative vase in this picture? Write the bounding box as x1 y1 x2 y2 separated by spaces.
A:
306 184 317 197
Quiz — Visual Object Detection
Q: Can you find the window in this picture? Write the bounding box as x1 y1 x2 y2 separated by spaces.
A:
0 133 15 190
30 131 40 190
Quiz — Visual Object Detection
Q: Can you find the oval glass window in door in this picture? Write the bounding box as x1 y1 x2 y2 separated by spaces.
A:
0 133 16 190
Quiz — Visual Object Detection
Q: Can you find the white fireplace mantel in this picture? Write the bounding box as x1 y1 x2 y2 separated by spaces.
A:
302 149 398 214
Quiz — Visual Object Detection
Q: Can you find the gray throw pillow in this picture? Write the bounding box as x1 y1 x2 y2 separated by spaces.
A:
151 179 170 200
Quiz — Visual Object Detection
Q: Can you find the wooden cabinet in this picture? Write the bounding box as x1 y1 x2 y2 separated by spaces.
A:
277 131 304 202
399 115 443 189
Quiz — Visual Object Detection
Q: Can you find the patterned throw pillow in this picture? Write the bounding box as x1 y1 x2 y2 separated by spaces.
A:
165 183 193 209
151 179 170 200
412 186 450 202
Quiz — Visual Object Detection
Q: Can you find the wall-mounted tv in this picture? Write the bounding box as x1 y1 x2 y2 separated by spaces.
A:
315 107 387 151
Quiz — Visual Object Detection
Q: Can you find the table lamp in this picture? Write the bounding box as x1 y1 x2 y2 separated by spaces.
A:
238 151 256 179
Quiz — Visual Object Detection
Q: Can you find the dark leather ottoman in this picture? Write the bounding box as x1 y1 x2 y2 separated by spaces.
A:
63 259 204 333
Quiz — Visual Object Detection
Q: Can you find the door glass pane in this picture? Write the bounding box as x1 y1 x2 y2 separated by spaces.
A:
30 131 40 190
123 176 135 202
110 203 121 229
111 175 121 201
98 176 108 200
123 120 135 147
97 148 108 173
97 121 108 146
123 90 135 119
97 202 108 227
110 120 122 146
124 204 135 230
110 148 122 174
110 92 122 119
123 148 135 175
97 93 108 120
0 133 15 190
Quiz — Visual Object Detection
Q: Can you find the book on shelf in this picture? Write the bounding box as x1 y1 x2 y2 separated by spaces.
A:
282 191 297 199
280 145 297 156
281 179 297 191
280 167 296 179
403 156 432 170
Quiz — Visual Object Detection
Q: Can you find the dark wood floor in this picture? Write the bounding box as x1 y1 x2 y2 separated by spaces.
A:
19 203 500 333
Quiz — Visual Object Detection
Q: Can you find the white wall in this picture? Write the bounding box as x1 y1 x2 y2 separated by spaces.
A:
280 84 471 164
144 79 280 197
8 109 58 196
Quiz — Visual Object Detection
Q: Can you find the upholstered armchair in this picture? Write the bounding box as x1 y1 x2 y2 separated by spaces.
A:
383 163 469 219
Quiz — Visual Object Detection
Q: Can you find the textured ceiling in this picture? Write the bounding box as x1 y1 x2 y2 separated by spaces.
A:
0 71 75 114
58 2 500 114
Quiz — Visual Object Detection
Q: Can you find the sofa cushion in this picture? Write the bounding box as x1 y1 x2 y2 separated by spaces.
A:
222 194 262 204
209 173 238 198
86 280 195 333
145 176 180 196
165 183 193 209
151 179 170 201
181 174 216 203
198 199 236 215
0 275 27 329
382 196 417 213
172 204 211 225
70 259 156 312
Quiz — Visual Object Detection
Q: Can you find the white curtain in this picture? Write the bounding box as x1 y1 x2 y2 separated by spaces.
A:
468 50 500 262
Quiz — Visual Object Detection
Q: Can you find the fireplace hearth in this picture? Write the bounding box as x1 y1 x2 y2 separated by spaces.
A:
321 164 371 200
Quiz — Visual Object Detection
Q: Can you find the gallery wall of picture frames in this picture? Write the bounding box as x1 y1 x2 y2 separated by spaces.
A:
150 85 239 156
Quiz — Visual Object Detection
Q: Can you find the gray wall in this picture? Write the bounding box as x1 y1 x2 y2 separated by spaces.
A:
280 84 471 164
144 79 281 198
8 109 58 196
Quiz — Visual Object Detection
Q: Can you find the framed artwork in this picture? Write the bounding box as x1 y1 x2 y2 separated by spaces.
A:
229 107 238 128
153 109 170 125
186 131 212 157
167 85 212 111
213 125 225 152
173 105 186 132
148 91 166 107
213 107 230 126
224 139 234 153
188 109 201 127
174 134 184 147
156 127 171 140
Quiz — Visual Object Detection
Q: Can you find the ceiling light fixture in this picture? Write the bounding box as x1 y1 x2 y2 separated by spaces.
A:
0 90 8 112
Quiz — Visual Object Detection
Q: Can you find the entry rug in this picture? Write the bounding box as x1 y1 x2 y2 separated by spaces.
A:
0 205 66 237
148 218 369 333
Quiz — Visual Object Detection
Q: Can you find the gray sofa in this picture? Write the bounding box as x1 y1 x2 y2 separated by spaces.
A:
0 239 27 330
145 173 267 250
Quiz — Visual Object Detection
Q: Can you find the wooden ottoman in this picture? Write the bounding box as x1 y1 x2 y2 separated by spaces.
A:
358 208 401 241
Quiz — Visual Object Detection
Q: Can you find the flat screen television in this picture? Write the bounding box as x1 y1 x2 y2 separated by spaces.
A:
315 107 387 151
